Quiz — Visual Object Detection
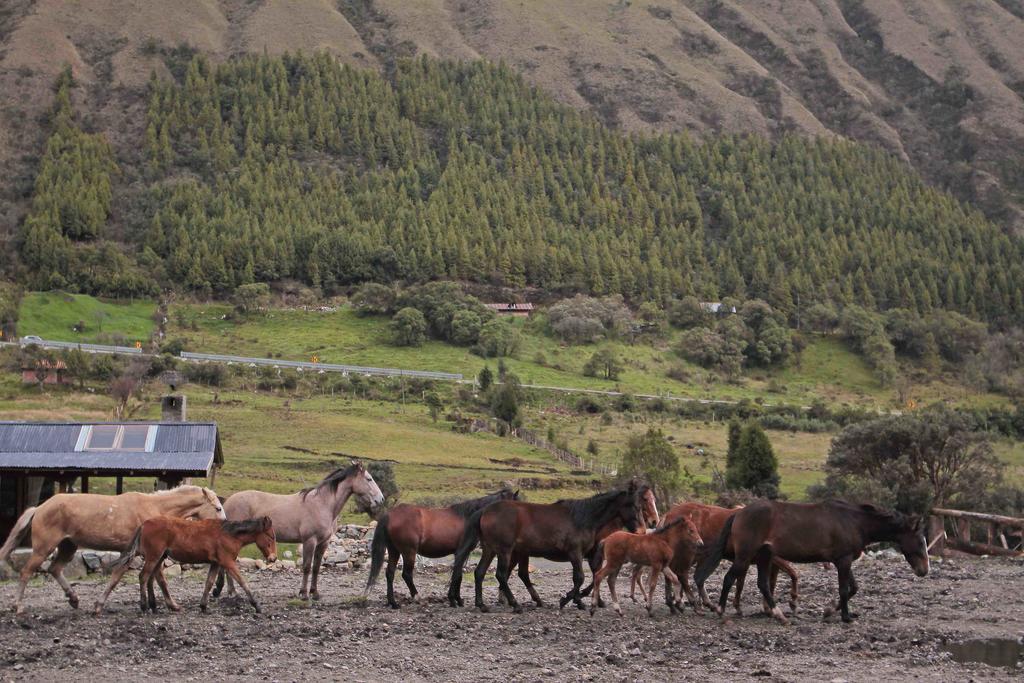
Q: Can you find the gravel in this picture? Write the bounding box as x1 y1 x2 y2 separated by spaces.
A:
1 554 1022 681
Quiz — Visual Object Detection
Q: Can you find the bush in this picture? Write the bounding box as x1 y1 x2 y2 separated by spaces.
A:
620 428 681 505
450 310 483 346
490 377 522 427
476 318 521 357
390 307 427 347
233 282 271 315
351 282 395 316
810 407 1002 513
582 348 623 380
184 362 226 386
547 294 631 344
668 296 708 329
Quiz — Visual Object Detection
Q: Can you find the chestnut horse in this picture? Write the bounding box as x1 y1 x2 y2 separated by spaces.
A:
590 516 704 617
363 488 520 607
448 482 643 612
96 516 277 614
506 483 660 609
695 500 929 624
0 486 225 615
634 502 799 616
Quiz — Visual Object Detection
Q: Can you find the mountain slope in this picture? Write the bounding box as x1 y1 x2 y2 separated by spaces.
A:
0 1 1022 241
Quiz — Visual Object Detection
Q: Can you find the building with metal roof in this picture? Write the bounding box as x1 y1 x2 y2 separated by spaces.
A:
0 407 222 540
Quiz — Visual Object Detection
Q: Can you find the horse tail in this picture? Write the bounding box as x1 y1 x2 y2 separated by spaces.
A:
447 509 484 601
694 514 735 587
363 512 391 596
112 526 143 571
0 506 36 565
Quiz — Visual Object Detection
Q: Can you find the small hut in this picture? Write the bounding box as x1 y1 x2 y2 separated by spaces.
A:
0 409 222 540
21 358 69 385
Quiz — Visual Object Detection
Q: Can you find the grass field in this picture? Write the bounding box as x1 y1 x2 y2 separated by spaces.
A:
0 373 592 522
17 292 157 345
165 301 1011 413
2 368 1021 514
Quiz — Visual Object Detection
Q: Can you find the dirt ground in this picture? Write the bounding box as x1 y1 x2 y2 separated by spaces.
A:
1 553 1022 682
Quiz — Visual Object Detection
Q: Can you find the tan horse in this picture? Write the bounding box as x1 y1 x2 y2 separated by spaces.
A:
216 462 385 601
0 486 225 615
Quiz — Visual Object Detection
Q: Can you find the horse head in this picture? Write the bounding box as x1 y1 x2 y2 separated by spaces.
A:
618 481 643 533
348 462 386 514
896 515 929 577
255 516 278 564
193 487 226 520
501 488 521 501
638 484 660 529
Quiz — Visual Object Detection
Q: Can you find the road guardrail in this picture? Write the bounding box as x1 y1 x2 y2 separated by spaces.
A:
179 351 462 381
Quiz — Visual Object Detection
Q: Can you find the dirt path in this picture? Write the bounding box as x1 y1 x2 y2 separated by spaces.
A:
1 554 1022 681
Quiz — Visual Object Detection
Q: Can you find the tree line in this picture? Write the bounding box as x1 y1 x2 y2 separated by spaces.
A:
16 55 1024 331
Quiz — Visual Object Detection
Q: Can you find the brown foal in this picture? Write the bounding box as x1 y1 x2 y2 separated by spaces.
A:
95 516 277 614
590 516 704 616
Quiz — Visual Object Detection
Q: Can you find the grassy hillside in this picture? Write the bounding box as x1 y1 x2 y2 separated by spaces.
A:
166 301 1010 412
2 367 1021 510
17 292 156 344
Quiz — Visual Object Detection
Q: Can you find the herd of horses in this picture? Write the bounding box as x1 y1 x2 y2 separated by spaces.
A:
0 462 930 625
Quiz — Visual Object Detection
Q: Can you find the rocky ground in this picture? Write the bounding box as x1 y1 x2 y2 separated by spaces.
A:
1 552 1022 682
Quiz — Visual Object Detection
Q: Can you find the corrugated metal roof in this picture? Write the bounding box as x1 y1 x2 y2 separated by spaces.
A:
0 422 222 476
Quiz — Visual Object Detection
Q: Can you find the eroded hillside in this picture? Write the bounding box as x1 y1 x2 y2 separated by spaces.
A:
1 0 1023 245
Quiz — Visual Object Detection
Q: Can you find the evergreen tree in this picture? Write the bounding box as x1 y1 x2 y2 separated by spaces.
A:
726 422 781 499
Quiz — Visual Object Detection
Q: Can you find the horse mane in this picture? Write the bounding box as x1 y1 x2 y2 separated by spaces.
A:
152 485 202 496
299 464 361 500
221 519 267 537
447 489 515 519
556 488 634 530
652 517 689 535
834 500 914 530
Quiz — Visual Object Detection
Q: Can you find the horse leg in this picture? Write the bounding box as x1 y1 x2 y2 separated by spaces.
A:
12 549 50 616
495 552 520 613
517 558 544 607
384 548 400 609
153 564 181 612
589 563 608 615
473 547 495 612
400 549 419 603
606 567 623 616
718 559 748 621
47 539 80 610
225 562 261 613
200 564 219 613
662 566 684 613
582 551 605 608
309 541 328 601
213 567 236 598
298 537 316 600
755 551 787 625
147 571 159 613
734 571 746 616
629 563 642 603
138 558 159 613
95 557 134 614
781 560 799 614
561 555 586 610
835 557 857 623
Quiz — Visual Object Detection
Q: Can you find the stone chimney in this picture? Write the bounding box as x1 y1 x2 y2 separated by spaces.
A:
161 394 187 422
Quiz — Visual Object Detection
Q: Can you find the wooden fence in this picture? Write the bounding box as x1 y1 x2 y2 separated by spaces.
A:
928 507 1024 556
465 418 614 476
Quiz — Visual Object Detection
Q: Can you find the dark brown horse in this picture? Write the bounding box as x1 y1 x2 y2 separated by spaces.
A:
646 502 799 616
363 488 519 607
448 482 643 612
95 516 277 614
694 500 929 624
507 483 660 609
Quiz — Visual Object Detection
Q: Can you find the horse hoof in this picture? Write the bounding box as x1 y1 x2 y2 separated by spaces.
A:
68 594 80 609
200 604 208 613
457 598 464 607
310 592 321 602
477 604 490 613
253 605 262 614
168 603 182 613
512 605 523 614
389 602 401 610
